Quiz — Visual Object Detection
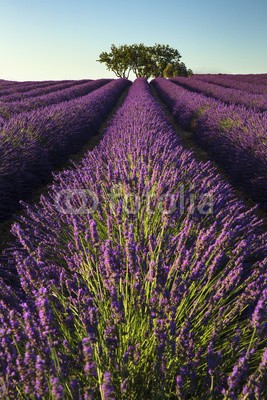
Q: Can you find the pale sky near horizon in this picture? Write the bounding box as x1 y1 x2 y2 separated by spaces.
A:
0 0 266 81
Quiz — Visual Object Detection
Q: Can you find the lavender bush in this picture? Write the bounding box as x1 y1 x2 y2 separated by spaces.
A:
0 78 266 399
151 78 267 211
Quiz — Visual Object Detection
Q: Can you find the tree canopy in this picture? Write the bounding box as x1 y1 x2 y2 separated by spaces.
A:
163 62 193 78
97 44 193 79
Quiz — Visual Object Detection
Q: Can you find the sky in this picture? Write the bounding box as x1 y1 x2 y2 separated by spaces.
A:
0 0 266 81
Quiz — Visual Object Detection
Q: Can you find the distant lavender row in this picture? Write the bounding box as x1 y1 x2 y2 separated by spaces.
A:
0 79 111 119
0 79 91 102
194 74 267 95
0 78 266 399
0 80 18 91
0 79 69 97
151 78 267 210
0 78 130 221
225 74 267 85
0 80 102 126
170 76 267 111
0 80 53 92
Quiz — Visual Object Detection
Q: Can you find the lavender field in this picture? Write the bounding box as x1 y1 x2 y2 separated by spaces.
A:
0 75 267 399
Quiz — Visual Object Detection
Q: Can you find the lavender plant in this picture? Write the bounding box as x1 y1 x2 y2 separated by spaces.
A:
0 79 266 399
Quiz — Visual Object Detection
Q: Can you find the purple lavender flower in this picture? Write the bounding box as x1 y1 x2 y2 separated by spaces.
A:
101 372 115 400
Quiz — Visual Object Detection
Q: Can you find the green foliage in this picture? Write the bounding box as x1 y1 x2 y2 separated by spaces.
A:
163 63 177 78
97 43 193 79
97 44 132 79
163 62 193 78
219 117 242 131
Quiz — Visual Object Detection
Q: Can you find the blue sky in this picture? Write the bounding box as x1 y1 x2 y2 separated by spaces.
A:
0 0 266 80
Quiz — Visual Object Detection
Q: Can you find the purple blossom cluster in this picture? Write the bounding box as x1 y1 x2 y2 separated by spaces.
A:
0 78 130 221
0 79 111 119
0 115 5 128
0 79 89 102
0 78 266 399
194 74 267 95
151 77 267 210
170 76 267 111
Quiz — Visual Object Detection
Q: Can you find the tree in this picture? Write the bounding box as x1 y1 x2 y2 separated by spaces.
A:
128 44 153 79
163 62 193 78
97 44 192 79
163 63 179 78
149 43 181 77
97 44 131 79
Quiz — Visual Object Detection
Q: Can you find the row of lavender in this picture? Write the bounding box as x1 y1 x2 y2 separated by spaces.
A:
0 79 89 101
170 76 267 111
0 79 111 120
0 78 266 399
221 74 267 85
0 79 130 222
194 74 267 95
0 79 70 96
0 79 14 89
151 78 267 211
